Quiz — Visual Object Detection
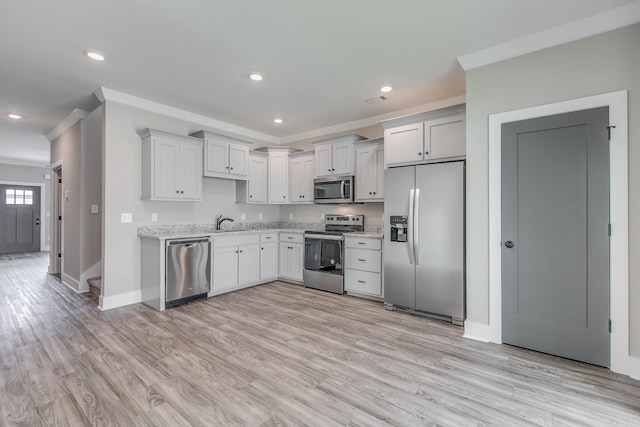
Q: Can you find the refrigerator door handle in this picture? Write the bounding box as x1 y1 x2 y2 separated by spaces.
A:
414 188 420 265
408 188 416 265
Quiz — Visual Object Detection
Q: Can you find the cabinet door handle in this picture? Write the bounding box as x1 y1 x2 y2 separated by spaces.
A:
176 190 179 194
358 258 366 262
261 247 264 250
230 167 234 170
358 280 366 283
249 195 253 198
180 190 184 194
418 152 422 156
283 195 286 199
328 169 331 172
425 151 429 155
239 250 243 253
373 192 376 195
358 242 366 245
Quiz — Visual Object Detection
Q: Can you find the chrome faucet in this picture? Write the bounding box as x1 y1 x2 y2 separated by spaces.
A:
216 214 234 231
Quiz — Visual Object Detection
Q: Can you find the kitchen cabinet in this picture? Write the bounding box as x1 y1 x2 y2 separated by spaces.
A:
355 139 384 202
384 112 465 167
190 130 252 180
344 236 383 298
279 232 303 282
260 232 278 280
236 151 268 204
312 134 365 177
266 147 291 204
138 128 203 201
289 151 314 203
212 233 260 295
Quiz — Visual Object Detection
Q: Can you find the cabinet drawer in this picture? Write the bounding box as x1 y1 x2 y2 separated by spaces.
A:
260 232 278 243
345 248 381 273
345 237 382 250
214 233 259 248
344 269 381 296
280 232 303 244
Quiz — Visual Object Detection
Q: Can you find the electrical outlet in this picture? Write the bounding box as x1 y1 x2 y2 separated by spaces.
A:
258 213 263 220
121 213 133 223
321 213 325 220
90 204 99 214
151 213 158 222
241 213 246 221
289 213 293 220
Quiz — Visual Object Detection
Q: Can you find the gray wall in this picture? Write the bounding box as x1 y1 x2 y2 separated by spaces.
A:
466 24 640 355
0 163 51 250
81 107 103 272
51 121 82 281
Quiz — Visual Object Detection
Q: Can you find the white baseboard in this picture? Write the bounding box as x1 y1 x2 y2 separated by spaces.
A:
99 290 141 311
79 261 102 293
626 356 640 381
463 320 502 344
61 273 80 292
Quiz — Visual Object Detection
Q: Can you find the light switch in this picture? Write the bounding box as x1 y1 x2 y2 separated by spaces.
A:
121 213 133 223
90 204 99 214
151 213 158 222
258 212 263 220
321 213 325 220
289 213 293 220
241 213 246 221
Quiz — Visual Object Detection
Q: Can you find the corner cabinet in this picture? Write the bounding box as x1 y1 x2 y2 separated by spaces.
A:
289 151 314 203
355 139 384 202
236 151 268 204
312 134 365 177
382 107 466 168
138 128 203 201
190 130 252 180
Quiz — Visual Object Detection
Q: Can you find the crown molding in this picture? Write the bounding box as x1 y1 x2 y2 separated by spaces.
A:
95 87 280 145
279 94 466 145
457 0 640 71
0 157 50 168
46 108 90 142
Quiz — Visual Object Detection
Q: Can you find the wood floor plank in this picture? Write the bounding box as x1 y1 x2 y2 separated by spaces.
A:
1 252 640 426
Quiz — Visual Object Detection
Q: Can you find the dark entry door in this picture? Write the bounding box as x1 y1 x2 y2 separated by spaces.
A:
501 107 610 367
0 185 41 253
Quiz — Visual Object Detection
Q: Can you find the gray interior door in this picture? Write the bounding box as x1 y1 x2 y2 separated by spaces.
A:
0 185 41 254
502 107 610 367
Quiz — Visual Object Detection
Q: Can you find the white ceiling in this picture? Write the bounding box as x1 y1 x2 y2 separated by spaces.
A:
0 0 637 166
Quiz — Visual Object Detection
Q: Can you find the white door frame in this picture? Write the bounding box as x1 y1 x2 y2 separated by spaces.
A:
0 180 47 251
50 161 63 276
484 90 634 377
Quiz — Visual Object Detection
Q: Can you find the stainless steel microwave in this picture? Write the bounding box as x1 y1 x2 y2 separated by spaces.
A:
314 175 354 204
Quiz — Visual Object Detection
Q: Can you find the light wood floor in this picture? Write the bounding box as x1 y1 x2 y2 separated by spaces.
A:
1 252 639 426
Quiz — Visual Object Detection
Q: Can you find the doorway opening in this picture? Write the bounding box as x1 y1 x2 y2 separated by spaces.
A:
50 164 63 278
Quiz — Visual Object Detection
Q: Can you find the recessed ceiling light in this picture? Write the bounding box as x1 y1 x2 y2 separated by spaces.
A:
273 118 283 124
380 86 393 93
85 50 105 61
8 114 22 119
249 72 264 81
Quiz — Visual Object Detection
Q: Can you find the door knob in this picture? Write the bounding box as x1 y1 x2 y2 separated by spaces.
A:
504 241 514 248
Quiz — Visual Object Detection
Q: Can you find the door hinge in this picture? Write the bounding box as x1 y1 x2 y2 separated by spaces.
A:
58 178 62 184
58 252 62 258
609 319 612 333
607 125 616 141
608 223 612 236
58 215 62 221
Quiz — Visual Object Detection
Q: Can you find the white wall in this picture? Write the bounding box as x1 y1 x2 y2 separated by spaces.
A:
466 24 640 355
81 106 103 273
0 163 51 250
281 203 384 227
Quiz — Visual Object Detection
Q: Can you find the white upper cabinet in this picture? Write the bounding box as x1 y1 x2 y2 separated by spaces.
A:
265 147 291 204
138 128 203 201
312 134 364 177
355 139 384 202
190 130 252 180
289 151 314 204
237 151 268 204
382 106 466 168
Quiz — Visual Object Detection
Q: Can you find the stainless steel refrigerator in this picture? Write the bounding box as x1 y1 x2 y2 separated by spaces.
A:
383 161 465 325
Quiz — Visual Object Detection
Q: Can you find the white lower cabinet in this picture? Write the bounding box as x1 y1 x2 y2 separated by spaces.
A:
260 233 278 281
279 232 304 282
344 236 383 298
212 233 260 295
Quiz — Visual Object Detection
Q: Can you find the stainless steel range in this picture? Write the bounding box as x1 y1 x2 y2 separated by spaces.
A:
303 215 364 294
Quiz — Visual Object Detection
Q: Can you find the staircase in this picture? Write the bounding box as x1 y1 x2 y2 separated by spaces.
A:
87 276 102 296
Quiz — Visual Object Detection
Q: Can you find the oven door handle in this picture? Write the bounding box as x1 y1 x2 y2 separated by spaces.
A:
304 234 344 241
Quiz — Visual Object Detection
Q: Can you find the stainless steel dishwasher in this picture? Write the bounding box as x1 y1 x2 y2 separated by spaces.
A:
165 238 211 307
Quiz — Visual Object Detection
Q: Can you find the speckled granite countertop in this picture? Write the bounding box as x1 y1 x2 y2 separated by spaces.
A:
138 222 383 240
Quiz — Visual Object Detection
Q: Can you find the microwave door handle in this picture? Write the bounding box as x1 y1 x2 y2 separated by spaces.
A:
340 180 345 199
413 188 420 265
408 189 415 265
